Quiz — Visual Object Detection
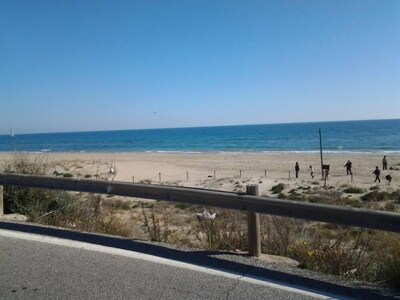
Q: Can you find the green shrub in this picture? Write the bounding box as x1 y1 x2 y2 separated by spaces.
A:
362 191 392 202
287 192 304 201
343 186 364 194
277 193 286 199
63 173 74 178
271 183 285 194
308 196 324 203
391 190 400 202
376 235 400 287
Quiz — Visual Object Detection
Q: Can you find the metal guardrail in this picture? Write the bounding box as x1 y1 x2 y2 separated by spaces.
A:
1 173 400 256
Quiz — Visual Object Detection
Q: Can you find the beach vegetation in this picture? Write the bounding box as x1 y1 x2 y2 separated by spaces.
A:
362 191 392 202
287 192 304 201
300 186 311 190
102 198 131 210
391 190 400 202
196 209 247 251
307 196 324 203
343 186 364 194
277 193 286 199
4 152 48 175
375 234 400 287
63 173 74 178
3 153 48 214
382 202 396 212
261 216 375 280
141 203 171 242
270 183 285 194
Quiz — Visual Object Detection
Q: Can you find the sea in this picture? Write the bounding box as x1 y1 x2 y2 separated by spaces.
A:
1 119 399 154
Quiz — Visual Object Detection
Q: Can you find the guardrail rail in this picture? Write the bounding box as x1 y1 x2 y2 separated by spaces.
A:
1 173 400 256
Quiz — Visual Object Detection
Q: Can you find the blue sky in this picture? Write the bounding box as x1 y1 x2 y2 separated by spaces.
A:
1 1 399 134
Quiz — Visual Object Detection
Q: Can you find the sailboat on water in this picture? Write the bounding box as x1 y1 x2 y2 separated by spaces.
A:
10 129 15 137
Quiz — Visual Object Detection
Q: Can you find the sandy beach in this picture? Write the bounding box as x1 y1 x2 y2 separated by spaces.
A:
1 152 399 197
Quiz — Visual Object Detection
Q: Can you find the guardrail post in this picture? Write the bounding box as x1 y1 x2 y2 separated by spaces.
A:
0 185 3 216
246 184 261 257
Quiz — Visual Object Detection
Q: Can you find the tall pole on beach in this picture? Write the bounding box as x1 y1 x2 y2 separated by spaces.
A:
319 128 324 178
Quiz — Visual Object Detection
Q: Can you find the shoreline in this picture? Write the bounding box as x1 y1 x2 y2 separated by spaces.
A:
1 152 399 196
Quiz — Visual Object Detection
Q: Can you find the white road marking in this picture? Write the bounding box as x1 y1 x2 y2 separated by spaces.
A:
0 229 338 299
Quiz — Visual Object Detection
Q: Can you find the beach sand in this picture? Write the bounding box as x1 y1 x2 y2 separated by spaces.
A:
1 152 399 197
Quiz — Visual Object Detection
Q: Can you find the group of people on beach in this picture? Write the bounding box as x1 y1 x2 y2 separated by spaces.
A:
370 155 391 183
294 155 392 184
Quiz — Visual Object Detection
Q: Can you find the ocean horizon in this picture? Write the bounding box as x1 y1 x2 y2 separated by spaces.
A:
1 119 399 154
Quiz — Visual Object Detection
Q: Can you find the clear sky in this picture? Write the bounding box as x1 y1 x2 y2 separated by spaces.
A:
1 1 399 134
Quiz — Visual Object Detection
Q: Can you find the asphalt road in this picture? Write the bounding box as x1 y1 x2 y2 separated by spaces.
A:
0 230 325 300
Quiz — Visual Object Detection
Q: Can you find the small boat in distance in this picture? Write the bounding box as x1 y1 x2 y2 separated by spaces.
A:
10 129 15 137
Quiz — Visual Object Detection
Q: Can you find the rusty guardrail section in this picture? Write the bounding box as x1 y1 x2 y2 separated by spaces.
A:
1 173 400 256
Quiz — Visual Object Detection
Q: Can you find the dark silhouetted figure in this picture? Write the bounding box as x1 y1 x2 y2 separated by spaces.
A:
373 166 381 183
385 175 392 185
308 165 314 179
295 162 300 179
344 160 352 175
382 156 388 170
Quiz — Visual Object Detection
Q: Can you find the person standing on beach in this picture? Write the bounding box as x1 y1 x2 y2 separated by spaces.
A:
344 160 352 175
382 156 388 170
308 165 314 179
295 162 300 178
373 166 381 183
